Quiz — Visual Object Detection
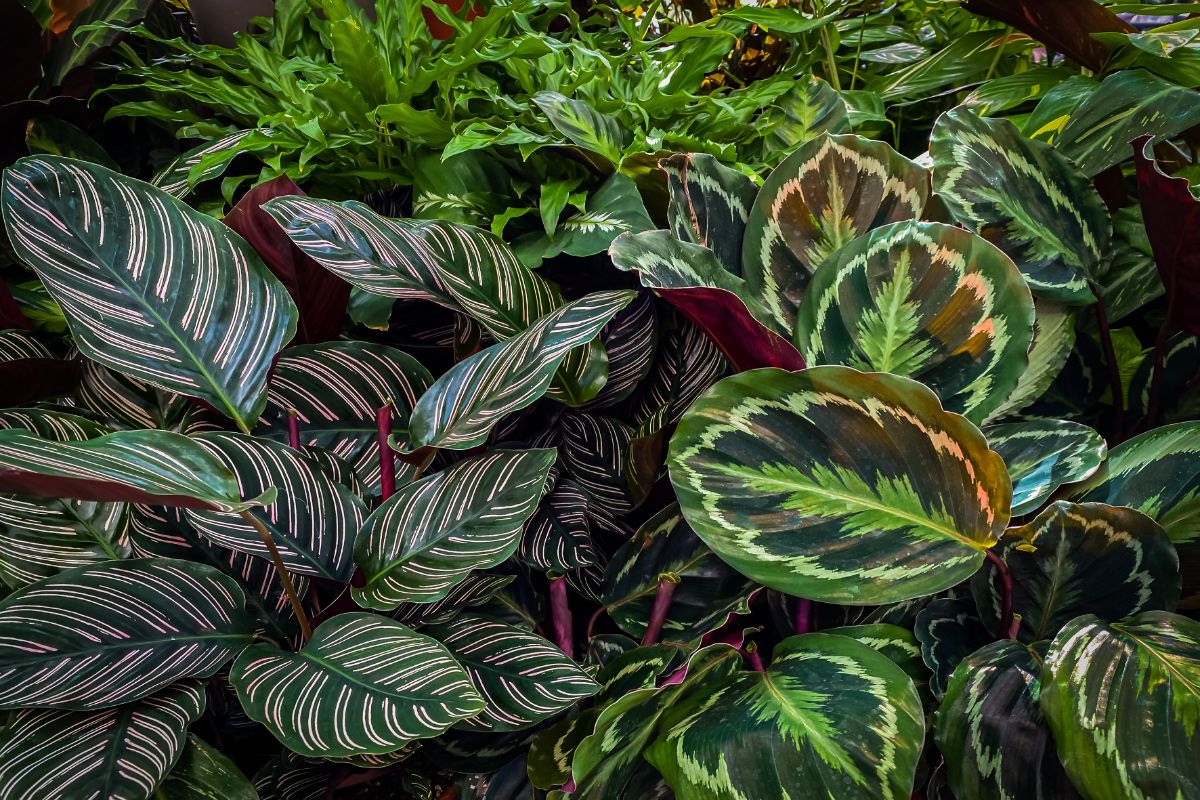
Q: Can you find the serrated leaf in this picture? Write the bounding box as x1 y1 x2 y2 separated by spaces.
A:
985 420 1106 515
661 153 757 277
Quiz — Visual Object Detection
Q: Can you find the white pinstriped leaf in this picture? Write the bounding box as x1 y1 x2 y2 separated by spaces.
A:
404 291 635 451
560 413 641 514
230 613 484 758
632 314 725 426
0 328 52 360
353 449 555 610
0 559 255 710
76 360 199 432
150 129 266 198
253 751 338 800
519 478 598 574
1 156 298 431
185 432 366 581
429 614 599 732
582 290 657 410
0 681 205 800
388 573 515 628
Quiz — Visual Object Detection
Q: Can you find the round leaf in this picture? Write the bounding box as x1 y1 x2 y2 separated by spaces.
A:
985 420 1106 515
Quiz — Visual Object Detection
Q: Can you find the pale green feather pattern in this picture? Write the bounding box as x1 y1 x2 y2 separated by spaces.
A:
848 251 932 375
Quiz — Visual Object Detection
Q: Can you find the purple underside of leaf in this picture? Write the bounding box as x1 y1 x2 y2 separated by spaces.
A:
0 357 80 405
1134 136 1200 337
0 280 30 330
962 0 1134 72
0 471 223 510
654 286 806 372
224 176 351 345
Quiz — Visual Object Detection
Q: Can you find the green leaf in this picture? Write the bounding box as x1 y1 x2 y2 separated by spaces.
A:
973 501 1180 643
153 735 258 800
984 420 1107 515
531 173 654 263
796 221 1035 424
532 92 626 163
645 634 924 800
1040 612 1200 800
915 596 994 699
759 75 850 159
389 573 515 628
0 559 255 709
43 0 153 88
669 366 1011 604
25 117 120 171
404 291 635 450
983 301 1077 422
742 134 929 331
231 612 483 758
930 107 1110 305
825 624 929 697
520 477 598 574
661 153 758 277
2 156 297 432
0 681 206 800
429 614 599 732
150 130 268 199
353 449 555 609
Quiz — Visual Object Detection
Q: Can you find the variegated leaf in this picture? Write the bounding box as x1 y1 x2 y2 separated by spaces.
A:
759 75 850 159
930 107 1109 305
403 291 635 450
974 502 1180 642
353 449 555 610
1041 612 1200 800
742 134 929 331
1 156 297 432
76 360 201 432
560 413 649 515
525 172 654 266
519 478 597 574
253 751 337 800
796 221 1035 424
983 301 1077 422
669 366 1010 604
935 641 1079 800
661 153 757 276
1129 333 1199 424
825 624 928 688
582 290 657 410
532 92 626 164
150 129 267 198
632 314 725 426
231 613 483 758
184 432 366 581
0 681 206 800
388 573 515 628
430 614 599 732
0 559 255 709
915 595 994 699
984 420 1106 515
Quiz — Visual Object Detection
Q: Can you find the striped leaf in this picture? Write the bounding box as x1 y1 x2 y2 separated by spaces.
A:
796 221 1035 424
429 614 599 732
253 752 337 800
184 432 366 581
661 153 757 276
154 735 258 800
742 134 929 331
632 314 725 426
1129 333 1198 423
1 156 297 432
974 502 1180 642
76 360 201 432
985 420 1106 515
230 612 483 758
930 107 1109 305
0 559 255 709
560 413 649 515
669 366 1011 604
150 130 267 198
645 634 925 800
0 681 206 800
532 92 626 164
353 449 555 610
915 596 994 699
983 301 1077 422
826 624 930 699
582 290 657 410
403 291 635 451
935 640 1079 800
1040 612 1200 800
519 478 598 574
388 573 515 628
0 428 272 512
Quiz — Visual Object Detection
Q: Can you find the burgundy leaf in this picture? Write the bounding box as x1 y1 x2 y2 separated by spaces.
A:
0 280 30 330
0 357 80 406
224 177 350 344
0 472 222 509
1134 136 1200 337
963 0 1134 72
654 287 806 373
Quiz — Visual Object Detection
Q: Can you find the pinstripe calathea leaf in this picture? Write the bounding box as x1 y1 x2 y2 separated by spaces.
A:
974 502 1180 643
429 614 599 732
560 412 660 515
661 153 757 276
582 290 657 410
742 133 929 331
388 573 515 628
984 420 1106 515
1040 612 1200 800
1 157 298 432
935 640 1080 800
353 449 555 610
402 291 635 451
154 735 257 800
76 360 204 433
915 596 994 700
669 366 1011 604
632 313 725 426
930 107 1110 305
230 613 483 758
519 477 598 574
0 559 255 709
795 221 1035 424
0 681 206 800
184 432 366 581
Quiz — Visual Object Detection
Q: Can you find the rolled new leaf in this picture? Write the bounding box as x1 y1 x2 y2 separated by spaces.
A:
669 366 1010 604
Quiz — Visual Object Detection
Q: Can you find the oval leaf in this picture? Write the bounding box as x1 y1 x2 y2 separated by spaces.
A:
985 419 1106 515
661 153 757 276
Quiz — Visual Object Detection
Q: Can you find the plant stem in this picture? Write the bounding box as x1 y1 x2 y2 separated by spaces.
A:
794 597 812 635
377 405 396 501
641 576 678 646
1144 289 1176 433
819 26 842 91
237 510 312 642
1093 299 1125 441
984 548 1016 640
744 647 765 672
984 26 1012 81
549 576 574 659
586 605 607 640
286 409 301 450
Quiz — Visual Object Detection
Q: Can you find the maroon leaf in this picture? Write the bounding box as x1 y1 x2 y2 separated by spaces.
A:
962 0 1134 72
1134 136 1200 337
0 472 222 509
0 357 80 406
224 177 350 344
0 280 30 330
654 287 806 373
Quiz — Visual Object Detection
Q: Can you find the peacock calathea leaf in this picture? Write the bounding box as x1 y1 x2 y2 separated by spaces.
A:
669 366 1011 604
0 680 207 800
632 313 725 426
972 501 1180 643
184 432 366 581
402 291 635 450
1 156 298 432
742 133 929 331
824 624 929 694
519 477 597 574
915 595 995 699
602 504 755 646
984 301 1077 423
429 614 599 733
0 558 255 709
929 107 1109 306
645 633 925 800
660 152 757 276
984 420 1107 515
935 640 1080 800
388 573 515 628
1040 611 1200 800
154 734 258 800
796 220 1035 424
231 613 483 759
353 449 555 610
1130 333 1200 424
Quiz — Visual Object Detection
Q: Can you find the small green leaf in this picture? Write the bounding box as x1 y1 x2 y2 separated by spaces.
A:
532 93 627 163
